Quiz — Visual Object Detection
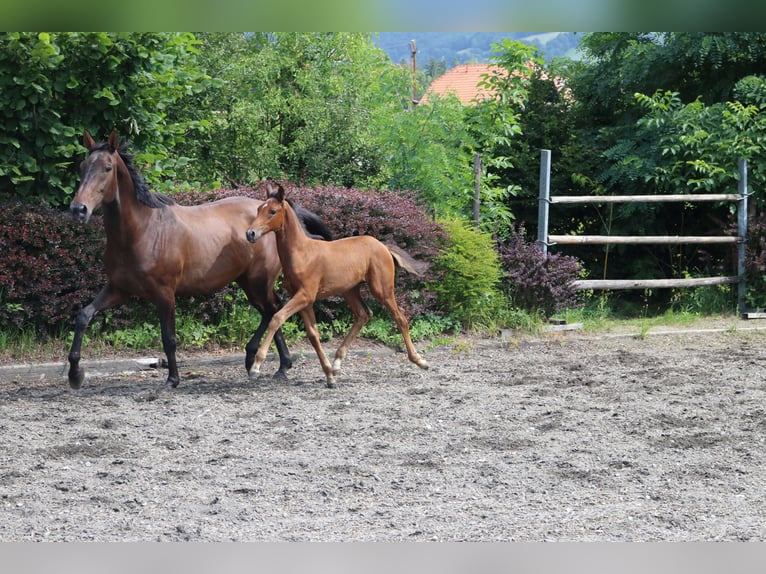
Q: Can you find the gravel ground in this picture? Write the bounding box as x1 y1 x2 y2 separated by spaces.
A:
2 321 766 541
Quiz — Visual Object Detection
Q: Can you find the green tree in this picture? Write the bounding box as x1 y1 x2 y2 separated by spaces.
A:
376 90 475 217
554 33 766 300
177 32 393 190
635 78 766 203
465 38 538 236
0 32 210 205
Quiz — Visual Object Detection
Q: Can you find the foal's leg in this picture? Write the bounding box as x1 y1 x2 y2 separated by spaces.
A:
246 311 292 380
368 280 429 370
298 306 337 387
68 284 126 389
332 286 373 375
241 289 293 381
249 294 311 380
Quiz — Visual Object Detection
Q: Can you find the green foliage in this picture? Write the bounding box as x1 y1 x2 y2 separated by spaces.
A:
431 217 505 328
176 33 393 190
550 32 766 307
0 32 211 205
361 313 459 346
669 284 735 315
464 38 540 236
635 78 766 207
380 92 475 217
105 322 159 350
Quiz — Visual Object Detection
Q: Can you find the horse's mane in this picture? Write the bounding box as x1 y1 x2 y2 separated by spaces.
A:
268 186 334 241
90 141 175 208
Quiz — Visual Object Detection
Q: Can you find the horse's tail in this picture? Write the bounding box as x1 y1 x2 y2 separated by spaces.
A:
294 206 334 241
387 244 428 278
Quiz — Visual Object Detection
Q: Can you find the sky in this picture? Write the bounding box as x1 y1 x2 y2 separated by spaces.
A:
2 0 761 31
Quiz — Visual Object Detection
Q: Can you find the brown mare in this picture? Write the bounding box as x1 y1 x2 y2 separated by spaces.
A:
67 130 331 389
245 184 430 387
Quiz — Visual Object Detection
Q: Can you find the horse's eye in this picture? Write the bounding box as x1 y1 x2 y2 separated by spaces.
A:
269 209 277 216
104 164 113 172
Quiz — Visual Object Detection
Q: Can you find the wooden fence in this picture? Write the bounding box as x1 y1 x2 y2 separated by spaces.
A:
536 150 750 313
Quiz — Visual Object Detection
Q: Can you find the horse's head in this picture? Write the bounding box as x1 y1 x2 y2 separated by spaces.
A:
69 130 121 223
246 184 287 244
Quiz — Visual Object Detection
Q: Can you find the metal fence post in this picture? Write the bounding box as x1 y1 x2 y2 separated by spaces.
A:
537 149 551 255
738 158 748 315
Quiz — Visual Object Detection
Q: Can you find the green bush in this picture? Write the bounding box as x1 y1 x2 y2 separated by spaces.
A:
431 217 506 329
0 33 209 206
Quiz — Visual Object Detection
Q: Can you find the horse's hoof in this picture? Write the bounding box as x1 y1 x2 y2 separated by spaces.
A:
68 370 85 389
418 359 429 370
325 377 337 389
248 368 261 381
272 369 289 382
332 359 342 375
164 378 179 390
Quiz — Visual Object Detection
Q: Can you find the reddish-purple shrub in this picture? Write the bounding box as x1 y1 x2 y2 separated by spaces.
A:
0 202 104 333
0 183 446 337
496 224 583 317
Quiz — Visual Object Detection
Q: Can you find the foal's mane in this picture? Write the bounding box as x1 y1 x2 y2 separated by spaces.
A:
90 141 175 209
268 186 334 241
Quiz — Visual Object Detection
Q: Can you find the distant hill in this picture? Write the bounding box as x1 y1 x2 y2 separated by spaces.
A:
373 32 582 67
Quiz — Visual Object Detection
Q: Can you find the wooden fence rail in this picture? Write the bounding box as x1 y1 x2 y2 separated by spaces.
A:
537 151 749 313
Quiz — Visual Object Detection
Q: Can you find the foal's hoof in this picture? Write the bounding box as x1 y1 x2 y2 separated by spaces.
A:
68 370 85 390
418 359 430 370
325 377 337 389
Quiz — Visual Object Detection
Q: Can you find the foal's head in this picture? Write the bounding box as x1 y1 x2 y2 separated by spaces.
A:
246 184 288 244
70 130 122 223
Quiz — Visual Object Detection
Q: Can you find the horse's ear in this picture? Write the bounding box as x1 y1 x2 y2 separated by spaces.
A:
265 182 275 199
107 130 119 152
275 184 285 202
83 130 95 150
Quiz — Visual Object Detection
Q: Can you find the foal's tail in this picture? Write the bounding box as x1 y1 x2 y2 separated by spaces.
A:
387 244 428 278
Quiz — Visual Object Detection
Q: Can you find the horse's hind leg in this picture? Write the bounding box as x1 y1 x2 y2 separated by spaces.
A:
369 283 428 371
156 297 181 388
332 286 373 375
387 299 428 370
68 284 126 389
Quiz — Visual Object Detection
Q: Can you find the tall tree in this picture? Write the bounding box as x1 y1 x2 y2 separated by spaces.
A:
0 32 209 205
176 32 394 190
561 32 766 294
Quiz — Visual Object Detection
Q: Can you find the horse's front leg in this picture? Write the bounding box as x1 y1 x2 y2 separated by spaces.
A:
249 295 309 381
156 298 180 388
245 303 292 381
68 284 126 389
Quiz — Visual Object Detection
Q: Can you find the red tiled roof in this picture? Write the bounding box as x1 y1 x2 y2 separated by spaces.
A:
418 64 500 106
418 61 567 106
